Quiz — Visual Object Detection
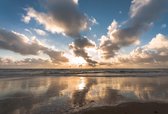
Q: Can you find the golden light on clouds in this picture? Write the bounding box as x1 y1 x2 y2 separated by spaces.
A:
73 0 78 4
64 53 87 66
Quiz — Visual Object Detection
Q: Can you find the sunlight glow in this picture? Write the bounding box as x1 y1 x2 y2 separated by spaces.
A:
73 0 78 4
78 77 86 90
65 54 86 66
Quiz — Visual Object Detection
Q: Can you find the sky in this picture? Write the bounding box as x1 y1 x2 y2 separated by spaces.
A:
0 0 168 68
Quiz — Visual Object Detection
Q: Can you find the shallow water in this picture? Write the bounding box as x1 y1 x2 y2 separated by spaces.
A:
0 75 168 114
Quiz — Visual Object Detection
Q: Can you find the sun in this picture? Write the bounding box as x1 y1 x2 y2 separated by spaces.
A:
69 56 87 66
64 53 87 67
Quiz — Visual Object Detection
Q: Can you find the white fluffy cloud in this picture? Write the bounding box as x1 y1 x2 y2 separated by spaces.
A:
73 0 78 4
22 7 67 35
22 0 98 66
130 0 151 18
114 34 168 67
22 0 93 37
33 28 47 36
99 0 168 59
99 20 121 59
0 57 14 66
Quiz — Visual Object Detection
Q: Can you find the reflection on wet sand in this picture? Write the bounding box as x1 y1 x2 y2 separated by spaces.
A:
0 76 168 114
72 78 97 107
103 88 124 104
0 78 68 114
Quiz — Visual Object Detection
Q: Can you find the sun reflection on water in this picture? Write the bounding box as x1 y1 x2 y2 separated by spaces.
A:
78 77 86 90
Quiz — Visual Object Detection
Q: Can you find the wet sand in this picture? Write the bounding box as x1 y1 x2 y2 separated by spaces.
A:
1 75 168 114
72 102 168 114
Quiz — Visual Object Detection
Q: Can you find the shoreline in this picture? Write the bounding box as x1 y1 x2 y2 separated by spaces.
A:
71 102 168 114
0 69 168 78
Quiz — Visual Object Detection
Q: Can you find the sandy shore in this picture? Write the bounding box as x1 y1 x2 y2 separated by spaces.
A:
71 102 168 114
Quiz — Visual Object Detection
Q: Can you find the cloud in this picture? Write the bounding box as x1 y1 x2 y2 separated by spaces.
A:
0 29 68 64
22 0 92 37
44 49 68 64
0 57 54 68
24 28 32 34
161 24 167 29
90 17 98 25
0 29 44 55
115 34 168 67
128 0 168 33
99 20 135 59
99 0 168 59
17 58 50 65
33 28 47 36
119 11 122 14
15 58 55 68
73 0 78 4
22 0 97 66
0 57 14 66
69 37 97 66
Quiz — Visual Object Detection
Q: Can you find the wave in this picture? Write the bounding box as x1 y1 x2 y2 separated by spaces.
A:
0 69 168 77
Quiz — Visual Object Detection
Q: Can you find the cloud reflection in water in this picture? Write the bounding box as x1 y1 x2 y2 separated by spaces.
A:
0 76 168 114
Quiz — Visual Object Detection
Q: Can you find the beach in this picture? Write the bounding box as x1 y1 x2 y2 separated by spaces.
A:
0 69 168 114
72 102 168 114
